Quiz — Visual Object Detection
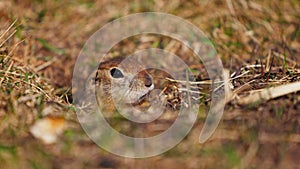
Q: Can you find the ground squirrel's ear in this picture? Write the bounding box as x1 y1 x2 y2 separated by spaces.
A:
110 68 124 78
85 70 99 88
82 70 99 99
94 70 100 84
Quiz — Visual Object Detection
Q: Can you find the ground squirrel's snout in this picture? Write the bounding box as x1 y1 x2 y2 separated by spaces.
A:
136 70 153 89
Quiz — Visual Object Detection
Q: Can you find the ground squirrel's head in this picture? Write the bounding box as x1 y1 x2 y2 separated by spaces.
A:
94 57 154 105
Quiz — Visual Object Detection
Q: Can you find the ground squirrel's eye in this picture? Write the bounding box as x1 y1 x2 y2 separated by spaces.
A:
110 68 124 78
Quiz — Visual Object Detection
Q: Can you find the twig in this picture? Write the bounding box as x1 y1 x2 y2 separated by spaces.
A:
166 77 222 85
237 81 300 105
0 30 16 48
0 60 13 85
34 58 57 72
178 88 205 94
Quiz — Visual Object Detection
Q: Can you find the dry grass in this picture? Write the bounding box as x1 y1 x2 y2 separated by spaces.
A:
0 0 300 169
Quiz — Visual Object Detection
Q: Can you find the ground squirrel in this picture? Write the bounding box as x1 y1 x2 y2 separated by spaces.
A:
87 57 154 115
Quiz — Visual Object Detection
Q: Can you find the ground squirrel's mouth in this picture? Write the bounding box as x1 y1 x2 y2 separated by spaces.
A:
128 93 149 106
138 93 147 102
133 84 154 104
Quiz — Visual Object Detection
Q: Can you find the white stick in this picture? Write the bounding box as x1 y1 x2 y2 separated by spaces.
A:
237 81 300 105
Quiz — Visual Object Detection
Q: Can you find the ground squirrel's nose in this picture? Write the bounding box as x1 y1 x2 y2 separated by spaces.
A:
144 75 153 88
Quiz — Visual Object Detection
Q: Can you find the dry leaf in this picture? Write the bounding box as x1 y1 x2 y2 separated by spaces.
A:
30 117 65 144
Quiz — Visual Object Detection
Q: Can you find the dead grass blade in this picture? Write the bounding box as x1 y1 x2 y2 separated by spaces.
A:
0 19 17 48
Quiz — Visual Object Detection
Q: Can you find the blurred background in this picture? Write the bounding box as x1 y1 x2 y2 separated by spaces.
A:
0 0 300 168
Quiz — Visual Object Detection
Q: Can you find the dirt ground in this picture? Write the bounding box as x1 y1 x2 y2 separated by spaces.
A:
0 0 300 169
